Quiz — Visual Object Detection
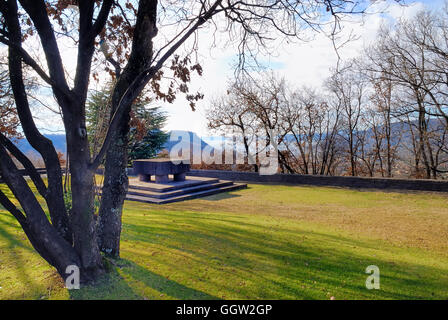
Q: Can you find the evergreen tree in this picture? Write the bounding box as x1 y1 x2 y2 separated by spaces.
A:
128 104 168 163
87 86 168 165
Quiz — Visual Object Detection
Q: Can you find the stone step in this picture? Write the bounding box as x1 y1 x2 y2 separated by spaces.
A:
127 180 234 199
124 183 247 204
128 176 220 193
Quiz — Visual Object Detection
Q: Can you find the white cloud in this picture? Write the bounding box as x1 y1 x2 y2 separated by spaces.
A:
28 1 442 138
161 1 438 137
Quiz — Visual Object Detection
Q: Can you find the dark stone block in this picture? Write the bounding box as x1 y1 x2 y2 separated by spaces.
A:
139 174 151 182
155 174 170 183
133 158 190 175
174 172 186 181
133 158 190 183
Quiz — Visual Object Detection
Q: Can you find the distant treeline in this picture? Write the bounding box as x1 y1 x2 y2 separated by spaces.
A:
206 8 448 180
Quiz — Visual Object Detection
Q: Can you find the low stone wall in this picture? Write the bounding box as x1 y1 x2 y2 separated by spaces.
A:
187 169 448 192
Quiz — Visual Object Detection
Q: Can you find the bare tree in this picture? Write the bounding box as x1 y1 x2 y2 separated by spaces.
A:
207 74 292 173
206 82 260 171
283 87 341 175
239 74 292 173
326 63 365 176
363 12 447 179
365 75 401 177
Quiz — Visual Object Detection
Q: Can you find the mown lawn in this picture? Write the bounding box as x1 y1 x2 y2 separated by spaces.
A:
1 182 448 300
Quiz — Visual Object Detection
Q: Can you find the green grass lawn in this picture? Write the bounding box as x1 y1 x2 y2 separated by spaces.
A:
1 182 448 300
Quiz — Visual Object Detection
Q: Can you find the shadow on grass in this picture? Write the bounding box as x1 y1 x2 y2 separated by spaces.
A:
0 212 47 298
202 192 242 201
120 260 219 300
121 210 448 299
68 259 219 300
68 262 141 300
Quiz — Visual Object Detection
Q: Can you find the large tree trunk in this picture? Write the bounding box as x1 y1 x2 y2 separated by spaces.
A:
0 144 82 281
97 0 158 257
97 107 131 257
0 0 115 283
69 144 105 280
71 172 105 281
0 140 104 283
0 0 219 283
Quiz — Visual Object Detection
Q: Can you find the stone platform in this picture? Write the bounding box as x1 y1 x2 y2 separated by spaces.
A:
123 176 247 204
133 158 190 183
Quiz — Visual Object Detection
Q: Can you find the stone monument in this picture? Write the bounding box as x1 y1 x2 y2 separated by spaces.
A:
133 158 190 183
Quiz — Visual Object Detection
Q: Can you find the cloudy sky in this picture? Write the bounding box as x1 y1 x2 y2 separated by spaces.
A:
159 0 445 137
30 0 446 138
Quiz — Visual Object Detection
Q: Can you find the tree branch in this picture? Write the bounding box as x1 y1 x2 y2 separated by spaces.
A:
19 0 72 108
4 0 71 242
90 0 223 170
0 132 47 199
90 0 114 40
0 187 27 225
0 34 72 98
73 0 113 99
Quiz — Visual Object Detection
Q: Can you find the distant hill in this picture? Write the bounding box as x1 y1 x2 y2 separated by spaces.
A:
13 131 212 157
162 130 213 152
14 134 66 155
15 121 441 161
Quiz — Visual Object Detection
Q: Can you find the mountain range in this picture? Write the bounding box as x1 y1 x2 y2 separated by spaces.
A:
14 130 212 157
